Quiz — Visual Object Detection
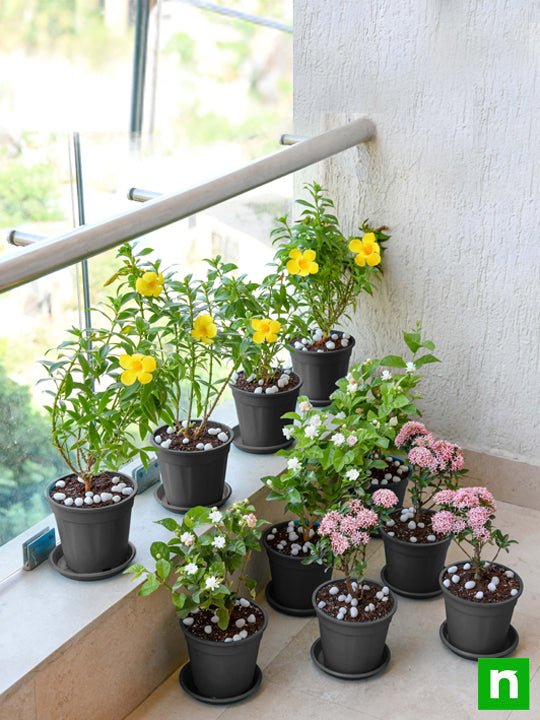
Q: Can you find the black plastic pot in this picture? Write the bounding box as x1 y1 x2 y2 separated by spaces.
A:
312 578 397 674
179 599 267 699
263 522 331 614
439 562 523 655
151 422 232 508
289 333 355 406
45 472 136 575
230 380 302 453
380 512 451 597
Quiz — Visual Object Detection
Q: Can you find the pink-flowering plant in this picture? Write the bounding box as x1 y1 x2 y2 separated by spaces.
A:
395 420 466 518
310 491 399 597
432 487 517 579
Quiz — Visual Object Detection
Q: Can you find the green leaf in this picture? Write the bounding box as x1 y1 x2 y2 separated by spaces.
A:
415 353 440 368
217 606 230 630
156 559 172 581
156 518 180 532
138 574 161 596
403 332 421 353
380 355 407 368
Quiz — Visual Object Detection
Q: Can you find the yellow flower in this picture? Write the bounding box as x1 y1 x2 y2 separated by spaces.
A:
119 353 157 385
348 232 381 267
135 271 164 297
286 248 319 276
191 314 217 345
251 318 281 344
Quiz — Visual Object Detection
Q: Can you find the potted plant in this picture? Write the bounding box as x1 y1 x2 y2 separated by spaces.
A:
379 420 466 597
272 181 390 405
309 492 400 678
41 309 156 579
433 487 522 659
229 271 303 453
127 501 268 703
110 244 255 511
262 391 397 615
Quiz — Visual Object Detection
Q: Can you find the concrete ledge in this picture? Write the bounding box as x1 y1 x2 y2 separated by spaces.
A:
463 449 540 510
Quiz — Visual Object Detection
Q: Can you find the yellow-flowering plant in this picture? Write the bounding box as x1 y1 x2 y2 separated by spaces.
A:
272 181 390 345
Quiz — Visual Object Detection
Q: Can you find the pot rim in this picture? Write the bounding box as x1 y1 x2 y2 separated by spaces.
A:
179 597 268 646
151 420 234 454
229 378 303 398
311 577 398 626
438 560 524 607
45 470 137 512
379 508 451 548
289 332 356 356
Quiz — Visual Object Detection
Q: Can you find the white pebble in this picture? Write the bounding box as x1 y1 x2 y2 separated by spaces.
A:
111 485 120 492
233 635 241 641
272 527 277 533
394 461 401 467
121 487 133 495
84 497 93 505
408 520 416 530
204 625 212 634
505 570 515 578
410 537 417 543
384 473 392 480
452 574 460 583
208 427 219 435
382 596 389 602
427 535 436 542
371 479 379 486
196 443 205 450
182 617 194 626
351 582 358 591
337 612 345 621
204 443 213 451
387 531 395 537
329 586 339 595
53 492 66 501
475 591 484 600
301 347 308 352
382 587 389 595
294 341 303 350
443 579 451 588
381 479 388 486
386 519 395 527
417 522 425 529
235 619 246 628
258 379 264 386
254 387 263 394
289 533 299 542
181 420 188 428
112 495 121 503
74 497 84 507
364 605 371 613
93 495 101 504
317 349 324 353
447 565 458 574
317 601 326 609
464 581 476 590
183 438 189 444
277 379 286 388
247 614 256 623
393 476 401 483
343 332 351 340
510 588 518 596
351 598 358 606
224 637 232 643
463 563 471 570
331 333 338 340
376 591 384 600
100 493 113 502
167 426 175 434
338 594 346 602
55 480 66 488
240 630 248 639
267 534 275 541
117 482 126 490
491 576 500 586
239 598 250 608
211 616 219 623
325 341 335 350
160 439 171 449
77 476 85 484
363 584 370 591
63 497 74 506
341 339 349 347
350 606 359 618
400 515 409 523
487 583 497 592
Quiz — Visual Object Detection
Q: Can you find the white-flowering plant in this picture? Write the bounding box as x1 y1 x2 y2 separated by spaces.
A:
126 500 265 629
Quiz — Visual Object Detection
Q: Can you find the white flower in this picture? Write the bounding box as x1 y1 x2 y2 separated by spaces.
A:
282 426 293 439
180 532 195 547
184 562 198 575
209 509 223 523
299 400 312 413
335 411 346 420
347 382 358 394
372 419 380 427
212 535 226 549
287 457 301 472
308 414 322 427
305 424 319 439
331 432 345 446
381 370 393 381
205 575 220 590
346 434 358 447
346 372 354 382
389 416 398 427
406 361 416 373
345 468 360 481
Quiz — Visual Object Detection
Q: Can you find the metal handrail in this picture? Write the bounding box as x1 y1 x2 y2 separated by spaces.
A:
0 118 376 293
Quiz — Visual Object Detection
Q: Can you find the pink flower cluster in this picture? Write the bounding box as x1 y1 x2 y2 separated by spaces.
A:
395 421 464 474
318 500 380 556
432 487 496 541
372 488 399 508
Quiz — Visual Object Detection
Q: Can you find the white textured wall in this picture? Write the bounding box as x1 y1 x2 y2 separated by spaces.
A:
294 0 539 466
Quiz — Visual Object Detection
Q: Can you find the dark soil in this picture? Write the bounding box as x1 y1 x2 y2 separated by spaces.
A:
153 421 230 452
49 471 134 508
183 600 265 641
292 331 349 353
367 454 409 490
442 562 521 604
265 521 319 557
316 579 394 622
381 509 441 544
233 370 301 394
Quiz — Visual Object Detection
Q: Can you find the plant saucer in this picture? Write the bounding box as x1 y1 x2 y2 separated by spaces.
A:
380 565 442 599
310 638 391 679
178 663 262 704
232 425 294 455
265 581 315 617
439 621 519 660
49 542 136 581
154 482 232 514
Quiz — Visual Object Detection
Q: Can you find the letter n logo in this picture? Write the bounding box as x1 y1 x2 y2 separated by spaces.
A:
478 658 530 710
